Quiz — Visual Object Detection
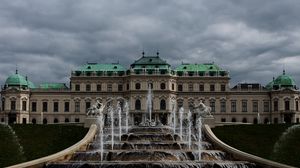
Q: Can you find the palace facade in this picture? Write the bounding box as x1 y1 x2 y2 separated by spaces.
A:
1 54 300 125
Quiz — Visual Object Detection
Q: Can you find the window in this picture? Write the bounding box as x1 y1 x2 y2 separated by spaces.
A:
127 84 129 90
22 101 27 111
86 84 91 91
161 83 166 90
252 101 258 112
264 118 269 124
221 84 226 91
65 118 69 123
199 84 204 91
135 83 141 90
178 84 183 91
232 118 236 122
32 118 36 124
118 84 123 91
242 118 247 123
75 118 80 122
11 101 16 110
274 101 278 111
1 99 4 111
253 118 258 124
75 84 80 91
220 101 226 112
64 102 69 112
75 102 80 112
274 118 278 124
54 118 59 123
296 101 299 111
221 118 226 122
210 100 215 112
43 118 47 124
231 101 236 112
160 99 166 110
172 83 174 90
107 84 112 92
97 84 102 91
86 102 91 112
188 83 193 92
285 100 290 110
42 102 48 112
242 100 247 112
210 84 215 91
32 102 37 112
135 99 141 110
264 101 269 112
53 102 59 112
148 83 153 89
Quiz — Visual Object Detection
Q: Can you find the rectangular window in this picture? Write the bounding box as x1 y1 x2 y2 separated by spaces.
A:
22 101 27 111
274 101 278 111
178 84 183 92
188 83 193 92
2 100 4 111
221 84 226 91
126 84 129 90
199 84 204 91
210 84 215 91
264 101 269 112
75 102 80 112
86 102 91 112
42 102 48 112
296 101 299 111
285 101 290 111
231 101 236 112
53 102 59 112
172 83 174 90
210 101 215 112
107 84 112 92
220 101 226 112
11 101 16 111
242 100 247 112
252 101 258 112
86 84 91 91
32 102 37 112
75 118 80 122
97 84 102 91
75 84 80 91
118 84 123 91
64 102 69 112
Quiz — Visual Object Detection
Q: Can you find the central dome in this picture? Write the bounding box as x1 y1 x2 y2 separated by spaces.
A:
5 74 28 87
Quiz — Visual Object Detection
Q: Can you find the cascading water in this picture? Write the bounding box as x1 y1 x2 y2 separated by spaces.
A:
187 110 192 150
109 105 114 150
197 116 202 161
147 83 152 121
96 111 104 161
172 101 176 134
117 101 122 141
124 101 129 133
179 107 184 140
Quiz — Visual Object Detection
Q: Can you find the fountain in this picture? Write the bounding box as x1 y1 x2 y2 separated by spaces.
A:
147 83 152 122
46 98 257 168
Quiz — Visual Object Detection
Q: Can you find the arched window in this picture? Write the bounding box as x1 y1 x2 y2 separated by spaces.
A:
32 118 36 124
135 99 141 110
231 118 236 122
160 99 166 110
242 118 247 123
160 83 166 90
178 84 183 91
135 83 141 90
65 118 69 123
253 118 258 124
264 118 269 124
54 118 59 123
43 118 47 124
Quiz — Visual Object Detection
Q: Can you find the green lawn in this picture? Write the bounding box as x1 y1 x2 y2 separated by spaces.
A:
0 124 88 167
212 124 300 167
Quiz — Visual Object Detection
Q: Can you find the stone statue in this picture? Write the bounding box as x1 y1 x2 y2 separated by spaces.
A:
192 101 212 118
87 100 106 116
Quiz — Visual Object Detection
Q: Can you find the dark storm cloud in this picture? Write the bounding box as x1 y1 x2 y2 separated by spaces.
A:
1 0 300 86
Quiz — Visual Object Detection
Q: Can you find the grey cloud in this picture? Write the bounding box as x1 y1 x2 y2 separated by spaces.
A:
1 0 300 86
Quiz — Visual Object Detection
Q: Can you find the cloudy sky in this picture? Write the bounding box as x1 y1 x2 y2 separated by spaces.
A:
1 0 300 87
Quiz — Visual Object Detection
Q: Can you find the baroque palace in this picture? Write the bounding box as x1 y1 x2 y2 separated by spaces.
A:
1 53 300 125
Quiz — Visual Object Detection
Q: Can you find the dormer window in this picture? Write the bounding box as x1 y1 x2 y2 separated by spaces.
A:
114 66 117 69
183 66 187 69
149 59 152 62
87 66 91 69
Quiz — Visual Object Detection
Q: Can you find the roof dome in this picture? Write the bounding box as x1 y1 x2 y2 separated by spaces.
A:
27 80 35 89
5 73 28 87
266 70 297 90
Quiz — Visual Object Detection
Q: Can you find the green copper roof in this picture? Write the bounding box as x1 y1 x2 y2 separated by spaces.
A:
175 63 223 72
131 56 170 69
76 63 126 72
38 83 68 89
27 80 35 89
5 73 28 86
266 71 297 90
